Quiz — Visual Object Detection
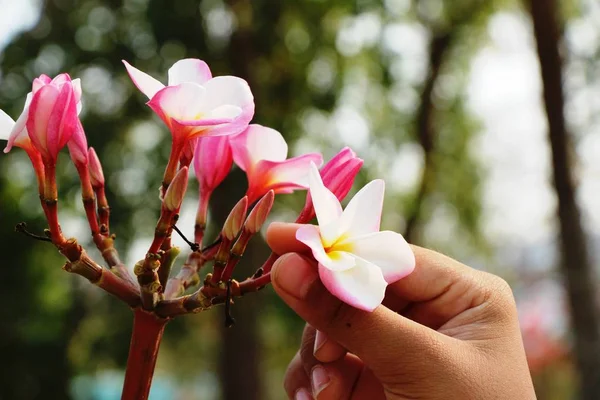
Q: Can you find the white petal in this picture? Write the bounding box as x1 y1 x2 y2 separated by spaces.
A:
296 225 355 271
154 82 207 120
338 179 385 238
308 162 342 242
168 59 212 86
123 60 165 99
203 104 242 120
0 110 15 140
342 231 415 283
243 124 288 164
201 76 254 111
318 257 387 312
72 78 82 104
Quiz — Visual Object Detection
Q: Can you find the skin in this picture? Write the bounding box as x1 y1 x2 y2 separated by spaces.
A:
266 222 537 400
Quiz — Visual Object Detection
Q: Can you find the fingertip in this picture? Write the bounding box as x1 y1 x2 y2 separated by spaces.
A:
266 222 308 255
271 253 319 302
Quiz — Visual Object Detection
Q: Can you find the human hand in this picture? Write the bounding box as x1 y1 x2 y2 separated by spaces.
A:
267 222 536 400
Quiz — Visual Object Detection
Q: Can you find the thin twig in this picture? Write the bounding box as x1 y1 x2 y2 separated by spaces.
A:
15 222 52 242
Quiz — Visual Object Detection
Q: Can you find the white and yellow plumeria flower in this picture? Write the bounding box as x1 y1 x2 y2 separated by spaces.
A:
296 163 415 311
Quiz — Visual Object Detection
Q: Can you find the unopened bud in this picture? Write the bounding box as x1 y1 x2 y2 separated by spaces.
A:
163 167 189 211
320 147 363 202
88 147 105 188
222 196 248 240
245 190 274 234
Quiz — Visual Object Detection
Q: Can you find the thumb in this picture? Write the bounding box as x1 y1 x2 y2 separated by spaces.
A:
271 252 450 375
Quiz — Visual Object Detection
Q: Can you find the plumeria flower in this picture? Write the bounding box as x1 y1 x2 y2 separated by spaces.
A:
123 58 254 188
230 124 323 203
296 163 415 311
124 58 254 140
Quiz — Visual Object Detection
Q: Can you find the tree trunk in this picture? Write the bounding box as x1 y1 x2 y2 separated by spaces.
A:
527 0 600 398
403 32 452 242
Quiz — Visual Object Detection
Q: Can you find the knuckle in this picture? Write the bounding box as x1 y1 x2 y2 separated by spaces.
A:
480 272 517 318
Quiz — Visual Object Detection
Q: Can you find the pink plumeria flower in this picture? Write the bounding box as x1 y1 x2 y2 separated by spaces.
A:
230 124 323 203
123 58 254 143
296 163 415 312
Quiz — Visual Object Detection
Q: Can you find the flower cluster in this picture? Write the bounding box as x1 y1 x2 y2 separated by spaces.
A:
0 57 414 317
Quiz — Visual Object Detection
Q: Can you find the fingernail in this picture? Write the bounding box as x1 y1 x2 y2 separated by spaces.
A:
311 365 330 395
272 253 317 300
313 330 327 355
295 387 312 400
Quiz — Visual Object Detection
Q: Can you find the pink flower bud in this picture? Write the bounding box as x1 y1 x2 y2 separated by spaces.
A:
320 147 363 201
26 74 83 164
245 190 274 234
67 120 88 167
88 147 105 188
193 135 233 194
222 196 248 240
163 167 189 211
298 148 363 223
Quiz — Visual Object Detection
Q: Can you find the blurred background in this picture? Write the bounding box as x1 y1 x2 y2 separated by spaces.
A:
0 0 599 399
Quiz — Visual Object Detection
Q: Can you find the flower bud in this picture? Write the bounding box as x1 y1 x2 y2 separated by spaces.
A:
163 167 189 211
244 190 274 234
26 74 82 164
67 120 89 168
320 147 363 201
194 135 233 194
222 196 248 240
87 147 105 188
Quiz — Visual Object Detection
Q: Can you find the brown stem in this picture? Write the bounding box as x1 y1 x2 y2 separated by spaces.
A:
42 162 65 245
75 163 100 235
121 308 168 400
95 186 110 234
60 239 140 307
161 140 185 197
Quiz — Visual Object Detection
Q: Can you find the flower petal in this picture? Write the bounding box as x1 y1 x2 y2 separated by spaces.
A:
149 82 207 122
342 231 415 283
201 76 254 112
28 84 60 159
202 104 242 120
268 153 323 186
296 225 354 271
230 124 288 172
4 94 32 153
318 257 387 312
338 179 385 238
0 109 15 141
306 162 342 244
168 59 212 86
123 60 165 99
